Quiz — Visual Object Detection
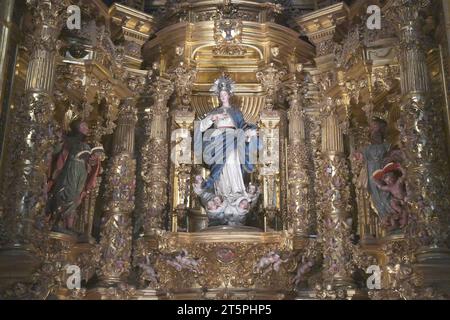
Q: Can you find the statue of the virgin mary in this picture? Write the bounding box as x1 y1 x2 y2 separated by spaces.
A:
193 75 261 226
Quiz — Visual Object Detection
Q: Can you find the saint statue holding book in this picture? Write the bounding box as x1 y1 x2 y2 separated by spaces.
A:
46 119 103 234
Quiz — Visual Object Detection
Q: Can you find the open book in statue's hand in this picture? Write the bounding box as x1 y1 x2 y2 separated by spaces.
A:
75 146 105 160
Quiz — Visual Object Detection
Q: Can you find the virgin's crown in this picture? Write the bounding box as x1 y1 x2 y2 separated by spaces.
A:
210 75 235 96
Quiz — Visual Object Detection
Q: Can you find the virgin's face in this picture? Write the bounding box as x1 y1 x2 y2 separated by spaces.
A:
219 90 230 106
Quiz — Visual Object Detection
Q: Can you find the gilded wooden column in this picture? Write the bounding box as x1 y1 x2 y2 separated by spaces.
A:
286 81 310 235
139 77 174 235
387 0 450 249
98 98 137 285
1 0 68 246
318 98 354 291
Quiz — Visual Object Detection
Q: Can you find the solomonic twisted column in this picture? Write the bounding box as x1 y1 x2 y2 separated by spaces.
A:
138 77 174 235
1 0 68 246
386 0 450 249
318 98 354 292
98 98 137 285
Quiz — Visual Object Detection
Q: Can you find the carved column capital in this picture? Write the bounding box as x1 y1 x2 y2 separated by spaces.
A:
385 0 430 26
257 63 287 111
150 77 174 115
26 0 70 52
169 63 197 111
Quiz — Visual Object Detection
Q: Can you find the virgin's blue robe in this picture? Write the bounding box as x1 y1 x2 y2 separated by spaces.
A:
194 106 261 190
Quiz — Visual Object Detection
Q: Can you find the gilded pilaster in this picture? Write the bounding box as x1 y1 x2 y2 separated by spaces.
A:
98 98 137 285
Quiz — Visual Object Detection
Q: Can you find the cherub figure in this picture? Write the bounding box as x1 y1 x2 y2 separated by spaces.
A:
293 258 314 286
138 255 159 288
238 198 250 212
247 183 260 204
254 251 287 275
206 195 226 222
193 175 204 195
372 163 408 229
222 197 249 226
167 249 201 274
208 196 225 213
213 195 225 210
206 200 217 212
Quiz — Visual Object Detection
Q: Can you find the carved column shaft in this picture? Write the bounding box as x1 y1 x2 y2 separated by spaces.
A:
388 0 450 247
287 88 309 235
318 101 354 287
139 78 174 234
1 0 67 246
99 99 137 285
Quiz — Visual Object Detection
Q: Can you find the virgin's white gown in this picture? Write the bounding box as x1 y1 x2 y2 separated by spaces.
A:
200 112 248 204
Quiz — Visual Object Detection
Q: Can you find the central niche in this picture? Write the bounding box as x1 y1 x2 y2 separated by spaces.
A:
191 77 262 227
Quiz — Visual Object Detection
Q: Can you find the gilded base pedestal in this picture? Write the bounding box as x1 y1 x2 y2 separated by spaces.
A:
131 227 311 300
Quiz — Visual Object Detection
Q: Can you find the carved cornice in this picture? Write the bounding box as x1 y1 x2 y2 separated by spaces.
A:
295 2 349 57
109 3 155 68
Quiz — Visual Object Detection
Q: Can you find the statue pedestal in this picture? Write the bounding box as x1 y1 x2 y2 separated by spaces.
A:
134 228 312 299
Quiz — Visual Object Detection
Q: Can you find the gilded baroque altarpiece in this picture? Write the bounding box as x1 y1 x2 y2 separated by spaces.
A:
0 0 449 300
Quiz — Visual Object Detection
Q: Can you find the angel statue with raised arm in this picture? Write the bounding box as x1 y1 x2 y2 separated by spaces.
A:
193 75 261 226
